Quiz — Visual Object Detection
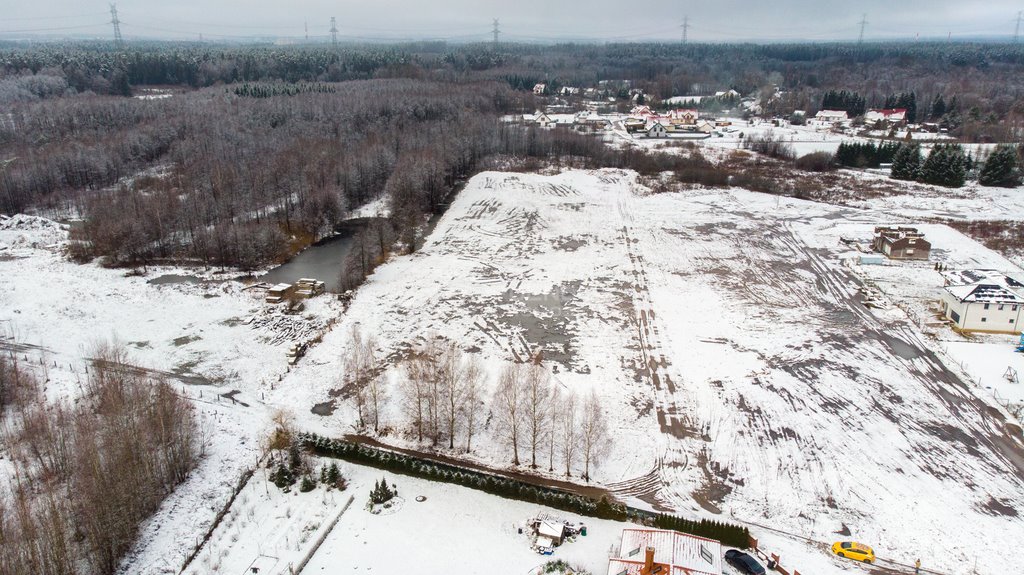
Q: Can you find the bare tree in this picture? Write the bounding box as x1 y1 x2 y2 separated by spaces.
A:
401 353 430 443
437 342 467 449
344 327 376 430
580 389 610 481
559 391 580 477
366 373 387 434
547 383 561 472
524 359 551 468
462 355 485 453
492 363 526 465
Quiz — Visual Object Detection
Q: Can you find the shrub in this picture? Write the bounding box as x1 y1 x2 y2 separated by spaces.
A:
794 152 835 172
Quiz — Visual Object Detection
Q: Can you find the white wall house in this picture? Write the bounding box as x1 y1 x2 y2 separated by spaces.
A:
646 121 668 138
940 271 1024 334
815 109 848 122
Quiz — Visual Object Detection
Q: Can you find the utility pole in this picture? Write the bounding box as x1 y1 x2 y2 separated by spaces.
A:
857 13 868 44
1015 11 1022 44
681 15 689 44
109 3 123 49
330 16 338 47
492 18 500 45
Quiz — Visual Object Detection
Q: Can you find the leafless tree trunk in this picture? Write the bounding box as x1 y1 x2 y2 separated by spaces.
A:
559 391 580 477
462 355 485 453
580 389 609 481
492 363 526 465
438 342 466 450
344 327 376 430
547 384 560 472
367 373 387 434
524 359 551 468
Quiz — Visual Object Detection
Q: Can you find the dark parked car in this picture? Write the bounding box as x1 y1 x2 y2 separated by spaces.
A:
725 550 766 575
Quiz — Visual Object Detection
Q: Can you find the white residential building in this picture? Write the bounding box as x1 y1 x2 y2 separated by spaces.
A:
815 109 848 122
606 527 722 575
940 270 1024 334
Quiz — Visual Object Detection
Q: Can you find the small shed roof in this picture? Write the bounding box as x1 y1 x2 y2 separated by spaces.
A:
538 520 565 539
269 283 292 291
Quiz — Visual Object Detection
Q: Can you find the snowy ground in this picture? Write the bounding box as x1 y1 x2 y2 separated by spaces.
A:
276 169 1024 575
4 170 1024 575
187 458 874 575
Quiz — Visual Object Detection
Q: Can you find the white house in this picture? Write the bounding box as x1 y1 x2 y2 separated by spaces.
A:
533 83 547 95
815 109 848 122
940 269 1024 334
864 108 907 125
668 109 699 125
606 527 722 575
646 121 668 138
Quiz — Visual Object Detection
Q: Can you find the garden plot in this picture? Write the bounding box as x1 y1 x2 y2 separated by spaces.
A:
283 169 1024 575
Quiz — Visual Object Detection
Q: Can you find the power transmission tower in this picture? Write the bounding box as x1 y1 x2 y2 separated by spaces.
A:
492 18 500 44
681 15 689 44
1015 11 1022 44
109 3 123 49
305 21 308 42
330 16 338 47
858 13 868 44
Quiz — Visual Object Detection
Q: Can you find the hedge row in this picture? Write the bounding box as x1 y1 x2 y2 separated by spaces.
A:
298 432 750 548
654 513 750 549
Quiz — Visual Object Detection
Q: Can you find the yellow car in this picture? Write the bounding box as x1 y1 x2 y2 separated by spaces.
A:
831 541 875 564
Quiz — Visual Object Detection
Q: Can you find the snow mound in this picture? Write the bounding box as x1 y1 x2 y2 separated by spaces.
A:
0 214 68 250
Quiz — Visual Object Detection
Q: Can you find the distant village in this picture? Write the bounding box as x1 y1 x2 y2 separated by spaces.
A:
516 81 951 142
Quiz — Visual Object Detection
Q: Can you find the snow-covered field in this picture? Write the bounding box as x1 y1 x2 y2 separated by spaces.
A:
4 169 1024 575
267 169 1024 574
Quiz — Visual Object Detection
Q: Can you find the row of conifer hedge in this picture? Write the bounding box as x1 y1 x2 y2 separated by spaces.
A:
298 432 750 548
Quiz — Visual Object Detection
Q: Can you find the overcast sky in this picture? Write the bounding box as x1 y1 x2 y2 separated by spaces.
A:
3 0 1022 43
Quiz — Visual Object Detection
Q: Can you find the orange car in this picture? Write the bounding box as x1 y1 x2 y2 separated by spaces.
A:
831 541 875 563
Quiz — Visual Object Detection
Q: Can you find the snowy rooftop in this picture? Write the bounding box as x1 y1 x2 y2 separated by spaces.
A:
608 528 722 575
538 520 565 539
943 269 1024 294
945 283 1024 304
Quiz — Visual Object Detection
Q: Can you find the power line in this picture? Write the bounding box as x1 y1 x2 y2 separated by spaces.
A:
1015 11 1022 43
681 15 689 44
492 18 499 44
109 3 123 48
330 16 338 47
858 13 868 44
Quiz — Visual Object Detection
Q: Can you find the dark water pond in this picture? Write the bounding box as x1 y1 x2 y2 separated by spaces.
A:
261 220 374 292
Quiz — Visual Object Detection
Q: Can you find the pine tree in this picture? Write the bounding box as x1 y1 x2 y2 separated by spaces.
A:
978 145 1022 188
919 144 967 188
891 144 922 180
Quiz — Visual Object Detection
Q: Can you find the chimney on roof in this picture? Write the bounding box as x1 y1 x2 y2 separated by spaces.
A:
642 547 656 575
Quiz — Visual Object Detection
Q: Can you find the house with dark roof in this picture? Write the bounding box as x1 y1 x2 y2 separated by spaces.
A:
940 270 1024 334
872 226 930 260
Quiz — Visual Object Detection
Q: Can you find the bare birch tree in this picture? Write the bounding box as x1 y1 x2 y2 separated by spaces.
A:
366 373 387 434
525 359 551 468
401 352 430 442
547 383 561 472
344 327 377 430
438 342 466 449
492 363 526 465
462 355 485 453
559 391 580 477
580 389 610 481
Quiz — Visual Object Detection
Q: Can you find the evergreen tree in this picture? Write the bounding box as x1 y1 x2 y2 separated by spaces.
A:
891 144 922 180
919 144 967 188
978 145 1022 187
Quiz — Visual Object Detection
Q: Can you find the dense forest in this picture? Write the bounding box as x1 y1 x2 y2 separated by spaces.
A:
1 40 1023 271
